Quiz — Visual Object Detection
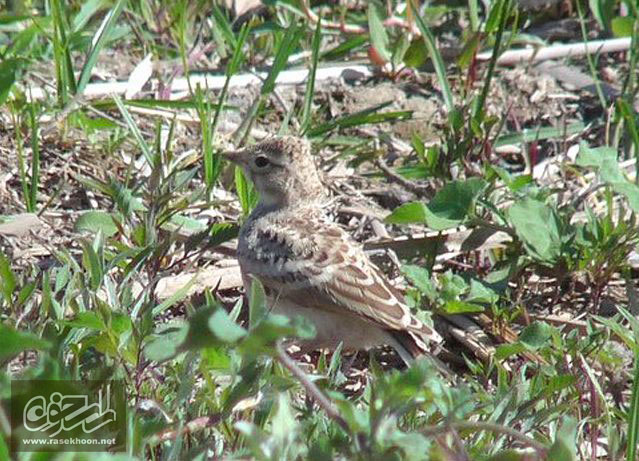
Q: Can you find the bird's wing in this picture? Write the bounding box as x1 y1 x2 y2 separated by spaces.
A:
240 216 442 345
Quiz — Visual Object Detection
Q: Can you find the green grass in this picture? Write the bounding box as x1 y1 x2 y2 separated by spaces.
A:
1 1 639 460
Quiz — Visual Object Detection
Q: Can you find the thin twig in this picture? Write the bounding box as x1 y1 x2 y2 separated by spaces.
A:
151 414 222 443
275 341 350 433
476 37 631 66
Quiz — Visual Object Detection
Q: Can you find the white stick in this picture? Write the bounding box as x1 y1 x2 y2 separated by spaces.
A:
25 64 374 101
477 37 631 66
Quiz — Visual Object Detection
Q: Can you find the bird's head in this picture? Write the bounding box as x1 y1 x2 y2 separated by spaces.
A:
222 136 325 209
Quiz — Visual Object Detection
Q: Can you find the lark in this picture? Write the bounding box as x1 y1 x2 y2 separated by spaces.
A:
223 136 442 365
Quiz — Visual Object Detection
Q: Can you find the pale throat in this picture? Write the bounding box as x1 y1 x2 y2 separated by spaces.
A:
255 175 324 210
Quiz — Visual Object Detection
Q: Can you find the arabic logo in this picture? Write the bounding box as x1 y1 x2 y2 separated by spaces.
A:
23 385 116 437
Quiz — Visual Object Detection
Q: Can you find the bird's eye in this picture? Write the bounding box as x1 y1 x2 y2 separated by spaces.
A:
254 155 270 168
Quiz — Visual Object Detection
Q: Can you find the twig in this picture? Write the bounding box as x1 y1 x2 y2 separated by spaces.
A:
275 341 350 433
151 414 222 443
422 420 548 457
477 37 631 66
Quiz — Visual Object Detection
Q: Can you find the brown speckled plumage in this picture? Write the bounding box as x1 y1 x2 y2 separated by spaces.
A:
223 136 442 364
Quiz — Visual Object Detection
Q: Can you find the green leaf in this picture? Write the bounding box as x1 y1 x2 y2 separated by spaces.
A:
547 417 577 461
0 250 16 302
388 178 485 230
507 198 562 263
113 93 154 166
576 143 639 211
60 311 105 330
307 102 412 137
402 265 436 300
239 314 315 356
403 39 428 68
441 300 484 314
611 16 634 37
248 276 267 329
0 58 18 106
208 309 247 343
386 202 429 224
0 324 51 361
425 178 486 229
412 2 454 114
300 17 322 134
271 393 299 448
494 342 526 360
76 0 126 93
234 166 258 215
518 321 553 349
144 323 188 362
466 279 498 304
75 211 118 236
627 348 639 461
367 2 391 62
82 238 104 291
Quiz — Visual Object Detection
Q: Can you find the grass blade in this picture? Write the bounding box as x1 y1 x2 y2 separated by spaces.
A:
628 348 639 460
113 93 154 166
76 0 127 94
411 2 454 114
300 18 322 134
28 103 40 213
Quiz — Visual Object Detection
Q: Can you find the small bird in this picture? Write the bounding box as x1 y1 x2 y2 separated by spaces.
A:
223 136 442 365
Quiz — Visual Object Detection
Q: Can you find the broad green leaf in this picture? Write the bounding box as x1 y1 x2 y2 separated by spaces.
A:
271 393 299 449
248 276 267 329
518 321 553 349
0 58 18 105
144 323 188 362
0 324 51 361
60 311 105 330
75 211 118 236
576 143 639 211
466 279 498 304
441 300 484 314
208 309 247 343
0 250 16 302
547 417 577 461
402 264 437 300
240 314 315 356
507 198 561 263
494 342 526 360
386 202 429 224
388 178 485 229
404 39 428 68
611 16 634 37
367 2 391 63
427 178 485 226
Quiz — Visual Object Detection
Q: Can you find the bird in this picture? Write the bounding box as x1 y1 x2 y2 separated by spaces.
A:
222 135 442 365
